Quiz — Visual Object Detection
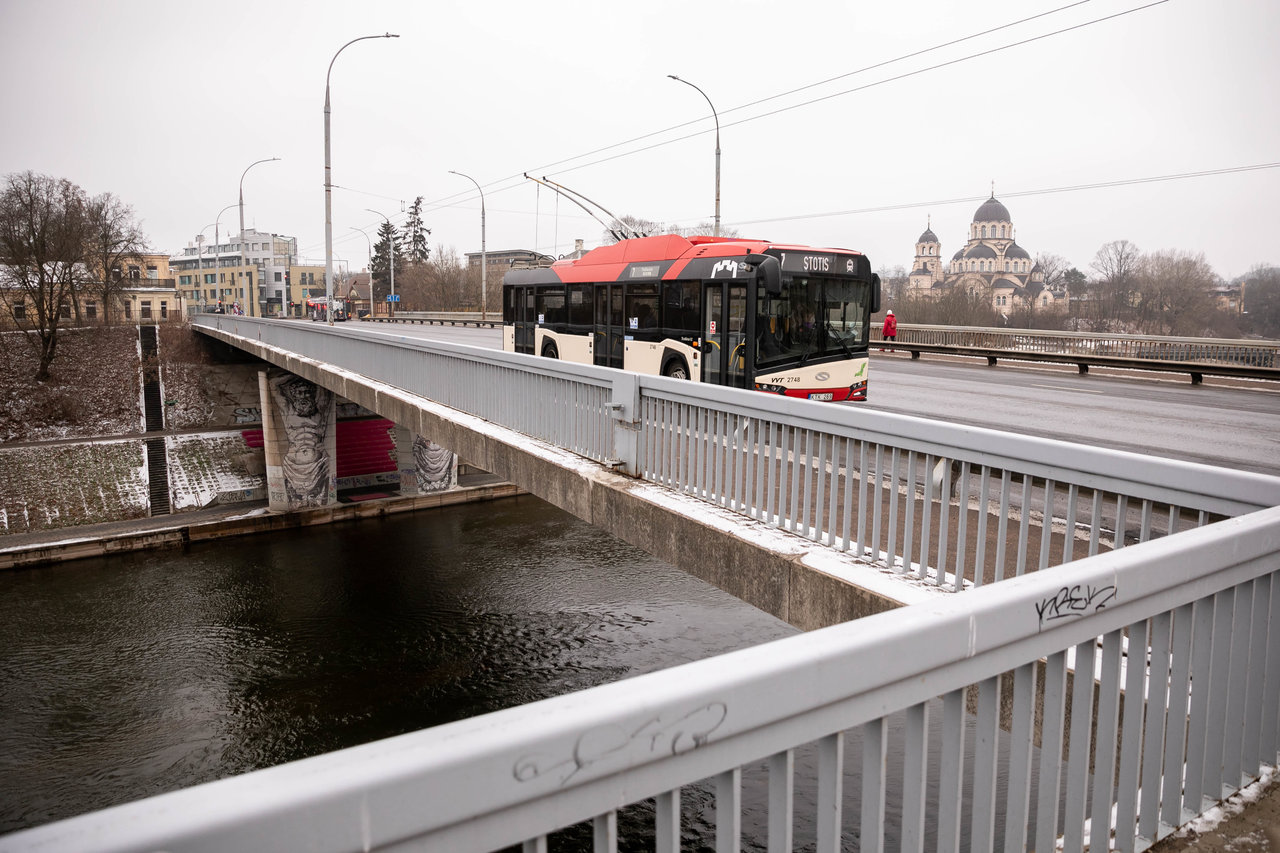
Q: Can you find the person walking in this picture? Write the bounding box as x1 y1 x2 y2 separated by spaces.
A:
882 310 897 351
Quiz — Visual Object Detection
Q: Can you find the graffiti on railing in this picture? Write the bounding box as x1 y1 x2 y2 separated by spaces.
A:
512 701 728 786
1036 583 1117 628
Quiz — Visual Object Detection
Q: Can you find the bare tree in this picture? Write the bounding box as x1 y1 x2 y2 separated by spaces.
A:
424 246 469 311
876 264 908 306
1090 239 1142 328
0 171 91 380
603 215 740 244
901 288 997 327
83 191 147 325
1136 250 1217 336
1243 264 1280 339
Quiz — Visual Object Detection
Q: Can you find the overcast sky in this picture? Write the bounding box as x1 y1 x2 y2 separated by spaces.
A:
2 0 1276 281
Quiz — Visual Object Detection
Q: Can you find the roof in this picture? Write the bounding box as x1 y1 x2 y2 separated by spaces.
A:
972 195 1011 223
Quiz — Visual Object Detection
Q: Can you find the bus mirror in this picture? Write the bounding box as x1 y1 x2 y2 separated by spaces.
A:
745 254 782 295
871 273 882 314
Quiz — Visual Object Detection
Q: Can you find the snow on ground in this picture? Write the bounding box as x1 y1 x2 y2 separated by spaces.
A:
0 440 149 533
166 432 264 511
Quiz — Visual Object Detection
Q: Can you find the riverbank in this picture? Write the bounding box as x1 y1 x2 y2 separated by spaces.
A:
0 475 524 571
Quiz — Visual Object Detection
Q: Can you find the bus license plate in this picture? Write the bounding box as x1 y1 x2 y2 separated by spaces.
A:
809 392 834 401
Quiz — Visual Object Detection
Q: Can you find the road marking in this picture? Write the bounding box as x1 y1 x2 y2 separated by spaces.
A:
1031 384 1105 394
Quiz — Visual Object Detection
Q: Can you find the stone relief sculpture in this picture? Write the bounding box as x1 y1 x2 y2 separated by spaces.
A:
414 434 456 493
268 374 334 506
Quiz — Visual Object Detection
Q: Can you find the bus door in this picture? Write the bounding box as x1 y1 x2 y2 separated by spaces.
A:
511 286 536 354
594 284 624 368
702 282 749 388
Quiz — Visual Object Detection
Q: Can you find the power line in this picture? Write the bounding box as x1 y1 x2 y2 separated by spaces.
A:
411 0 1168 226
547 0 1170 179
726 163 1280 228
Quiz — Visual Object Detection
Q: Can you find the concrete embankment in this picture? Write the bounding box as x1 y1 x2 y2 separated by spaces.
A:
0 480 524 571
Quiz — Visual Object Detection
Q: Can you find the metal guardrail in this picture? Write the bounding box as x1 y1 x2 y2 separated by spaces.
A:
362 310 500 328
874 322 1280 383
11 315 1274 851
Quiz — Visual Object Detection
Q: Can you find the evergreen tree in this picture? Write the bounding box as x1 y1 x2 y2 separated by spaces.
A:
371 220 404 299
400 196 431 264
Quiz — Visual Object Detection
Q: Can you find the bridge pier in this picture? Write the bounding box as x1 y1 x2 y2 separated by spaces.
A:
259 369 338 510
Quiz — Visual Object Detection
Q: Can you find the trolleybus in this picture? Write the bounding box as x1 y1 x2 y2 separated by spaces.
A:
502 234 880 401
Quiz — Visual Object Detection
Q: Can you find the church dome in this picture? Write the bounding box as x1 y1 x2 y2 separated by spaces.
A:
1006 243 1030 260
952 249 965 261
972 196 1011 223
965 244 997 259
917 227 939 244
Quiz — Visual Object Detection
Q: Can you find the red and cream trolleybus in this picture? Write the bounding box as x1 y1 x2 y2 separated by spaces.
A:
502 234 880 401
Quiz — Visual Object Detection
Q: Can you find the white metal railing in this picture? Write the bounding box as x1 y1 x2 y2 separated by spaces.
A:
7 505 1280 852
874 322 1279 368
191 316 1280 595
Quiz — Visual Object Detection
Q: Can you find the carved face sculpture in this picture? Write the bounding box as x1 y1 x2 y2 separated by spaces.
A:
280 378 318 417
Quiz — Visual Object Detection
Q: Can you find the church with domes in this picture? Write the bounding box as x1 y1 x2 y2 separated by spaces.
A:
906 194 1064 314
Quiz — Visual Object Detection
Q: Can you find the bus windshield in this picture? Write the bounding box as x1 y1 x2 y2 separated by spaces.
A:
756 276 871 368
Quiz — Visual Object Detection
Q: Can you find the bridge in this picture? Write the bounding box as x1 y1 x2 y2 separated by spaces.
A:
6 314 1280 852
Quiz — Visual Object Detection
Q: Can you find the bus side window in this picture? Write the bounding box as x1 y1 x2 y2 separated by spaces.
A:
663 280 699 333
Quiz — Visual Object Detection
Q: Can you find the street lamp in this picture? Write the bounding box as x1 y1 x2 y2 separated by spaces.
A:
449 170 487 320
366 208 395 315
668 74 721 237
196 224 216 313
239 156 279 317
324 32 400 326
350 225 373 317
214 203 237 312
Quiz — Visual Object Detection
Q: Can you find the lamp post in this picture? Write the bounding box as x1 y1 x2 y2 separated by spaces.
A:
325 33 399 326
667 74 720 237
350 225 373 317
239 157 279 317
449 170 487 320
366 208 395 316
214 203 237 313
196 224 215 313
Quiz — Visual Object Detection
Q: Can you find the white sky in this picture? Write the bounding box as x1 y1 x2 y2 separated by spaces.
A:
1 0 1277 281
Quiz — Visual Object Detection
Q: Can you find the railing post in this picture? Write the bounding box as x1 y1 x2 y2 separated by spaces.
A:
609 372 641 477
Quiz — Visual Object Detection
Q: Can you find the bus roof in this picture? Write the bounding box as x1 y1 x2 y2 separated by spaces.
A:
509 234 867 286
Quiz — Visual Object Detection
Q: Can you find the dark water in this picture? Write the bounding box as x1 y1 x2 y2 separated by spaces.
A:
0 496 1046 851
0 496 800 839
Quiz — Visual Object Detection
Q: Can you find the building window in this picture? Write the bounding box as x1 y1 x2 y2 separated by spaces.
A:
147 266 158 279
124 301 133 319
13 301 25 320
59 300 71 319
274 271 282 282
141 300 152 320
86 301 97 319
160 301 168 320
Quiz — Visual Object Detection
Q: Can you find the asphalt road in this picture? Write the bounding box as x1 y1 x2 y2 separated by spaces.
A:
337 320 1280 477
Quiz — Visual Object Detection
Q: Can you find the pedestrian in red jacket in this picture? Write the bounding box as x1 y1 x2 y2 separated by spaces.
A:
882 310 897 351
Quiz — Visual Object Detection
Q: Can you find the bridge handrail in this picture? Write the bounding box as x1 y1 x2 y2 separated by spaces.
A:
9 504 1280 851
192 315 1280 597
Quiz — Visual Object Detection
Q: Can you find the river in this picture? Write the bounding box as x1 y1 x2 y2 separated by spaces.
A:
0 495 803 846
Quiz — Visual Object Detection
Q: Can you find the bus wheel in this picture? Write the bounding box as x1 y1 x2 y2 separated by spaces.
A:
663 359 689 380
542 342 559 359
